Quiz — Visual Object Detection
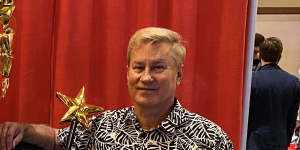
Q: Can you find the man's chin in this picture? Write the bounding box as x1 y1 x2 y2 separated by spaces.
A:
134 97 158 107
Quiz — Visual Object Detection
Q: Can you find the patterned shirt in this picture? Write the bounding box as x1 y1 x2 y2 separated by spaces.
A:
57 99 233 150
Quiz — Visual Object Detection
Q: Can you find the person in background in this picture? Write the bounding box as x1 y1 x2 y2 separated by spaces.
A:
247 37 300 150
252 33 265 72
0 27 233 150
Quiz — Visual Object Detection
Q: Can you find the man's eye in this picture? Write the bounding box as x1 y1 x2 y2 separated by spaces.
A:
153 66 165 71
133 66 144 70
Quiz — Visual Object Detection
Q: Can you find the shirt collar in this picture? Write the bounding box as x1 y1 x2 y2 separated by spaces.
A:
258 63 281 71
126 98 186 133
160 98 186 133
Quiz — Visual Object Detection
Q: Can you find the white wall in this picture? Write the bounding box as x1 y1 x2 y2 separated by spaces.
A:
255 14 300 79
258 0 300 7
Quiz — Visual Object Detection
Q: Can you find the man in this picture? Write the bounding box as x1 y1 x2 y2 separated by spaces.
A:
252 33 265 72
0 27 233 149
247 37 300 150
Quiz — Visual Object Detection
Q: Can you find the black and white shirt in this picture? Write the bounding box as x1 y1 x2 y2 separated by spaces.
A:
57 99 233 150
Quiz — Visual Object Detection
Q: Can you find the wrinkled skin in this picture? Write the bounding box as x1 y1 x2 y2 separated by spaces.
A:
0 122 24 150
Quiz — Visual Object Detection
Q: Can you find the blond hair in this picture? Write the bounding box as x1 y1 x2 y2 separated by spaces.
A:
127 27 186 69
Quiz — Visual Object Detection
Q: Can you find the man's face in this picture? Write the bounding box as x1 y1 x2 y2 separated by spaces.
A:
253 46 260 60
127 42 180 108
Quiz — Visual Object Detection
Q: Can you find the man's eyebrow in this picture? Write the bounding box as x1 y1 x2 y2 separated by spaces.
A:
152 59 168 64
132 61 144 65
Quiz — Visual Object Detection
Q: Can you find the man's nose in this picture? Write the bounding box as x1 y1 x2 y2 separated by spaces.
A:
140 69 154 82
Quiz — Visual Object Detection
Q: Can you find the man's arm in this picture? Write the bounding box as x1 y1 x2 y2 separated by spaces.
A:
0 122 63 150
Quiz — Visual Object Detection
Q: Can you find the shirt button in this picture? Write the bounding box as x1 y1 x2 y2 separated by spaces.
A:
125 119 132 125
139 132 147 139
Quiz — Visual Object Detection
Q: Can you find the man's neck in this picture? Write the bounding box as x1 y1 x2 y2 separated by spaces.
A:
134 100 174 131
261 60 276 66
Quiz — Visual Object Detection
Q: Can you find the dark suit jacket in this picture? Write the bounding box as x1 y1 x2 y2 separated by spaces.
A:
247 63 300 150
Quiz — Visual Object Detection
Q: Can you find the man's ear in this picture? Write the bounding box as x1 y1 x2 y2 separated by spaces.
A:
176 67 183 85
126 65 129 80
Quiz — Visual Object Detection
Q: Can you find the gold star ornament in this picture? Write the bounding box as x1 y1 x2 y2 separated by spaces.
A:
56 86 104 130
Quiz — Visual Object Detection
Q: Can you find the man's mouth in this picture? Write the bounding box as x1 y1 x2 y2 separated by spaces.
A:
136 87 158 91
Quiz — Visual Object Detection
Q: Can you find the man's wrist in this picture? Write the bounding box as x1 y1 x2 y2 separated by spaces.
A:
21 123 34 142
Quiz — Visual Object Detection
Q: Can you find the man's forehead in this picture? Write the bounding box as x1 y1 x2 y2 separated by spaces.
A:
132 49 172 57
130 52 177 67
129 42 177 65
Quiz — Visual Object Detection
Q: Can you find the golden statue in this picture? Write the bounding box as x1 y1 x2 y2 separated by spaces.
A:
56 86 104 130
56 86 104 150
0 0 15 98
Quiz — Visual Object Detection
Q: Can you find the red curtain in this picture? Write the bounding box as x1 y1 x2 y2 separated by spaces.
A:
0 0 249 149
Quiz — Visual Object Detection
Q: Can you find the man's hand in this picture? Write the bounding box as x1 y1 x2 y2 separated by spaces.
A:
0 122 25 150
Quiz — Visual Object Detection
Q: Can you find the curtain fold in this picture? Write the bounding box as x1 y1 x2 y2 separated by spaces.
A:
0 1 249 149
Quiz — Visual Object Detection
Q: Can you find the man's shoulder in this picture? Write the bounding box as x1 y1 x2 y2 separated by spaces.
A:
253 67 299 85
178 108 233 149
173 100 230 139
182 109 229 137
279 68 299 81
